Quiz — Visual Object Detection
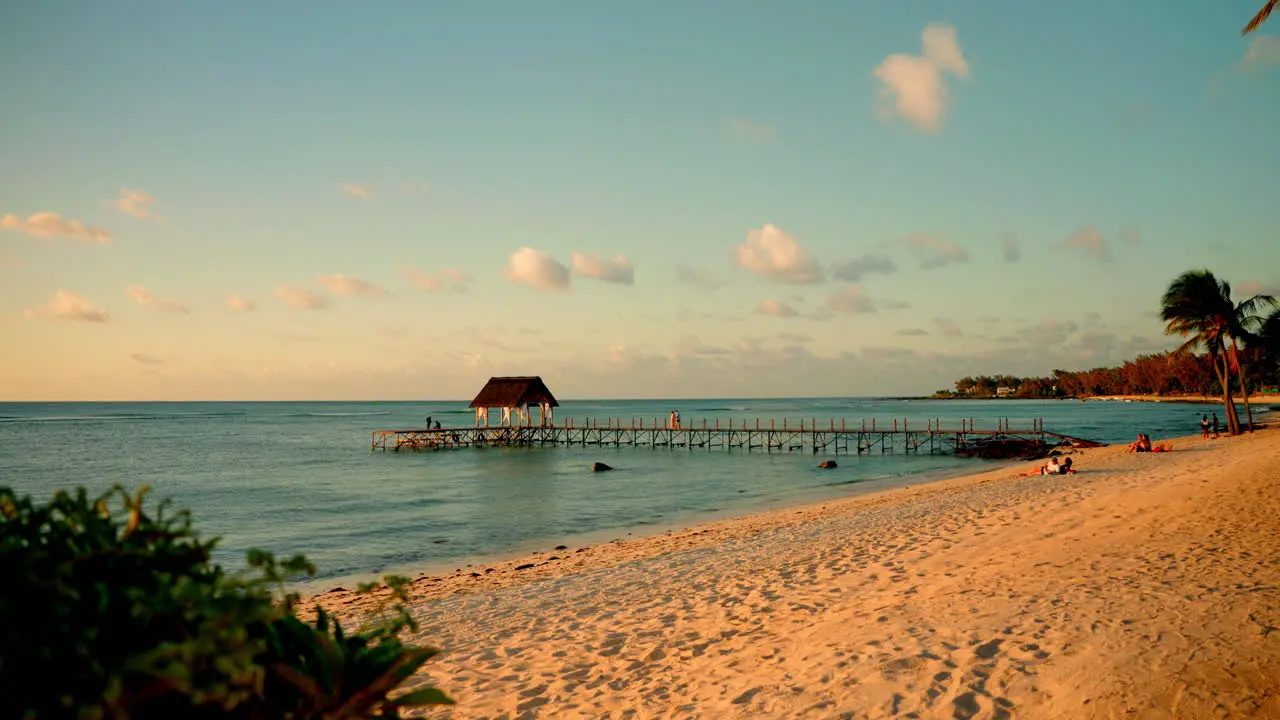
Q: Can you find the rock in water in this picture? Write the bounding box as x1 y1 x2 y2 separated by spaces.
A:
817 460 838 469
593 462 614 472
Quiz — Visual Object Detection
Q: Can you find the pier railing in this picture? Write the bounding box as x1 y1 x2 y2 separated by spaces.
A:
370 417 1097 455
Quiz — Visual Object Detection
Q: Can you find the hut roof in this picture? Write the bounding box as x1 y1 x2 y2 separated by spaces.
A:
468 376 559 409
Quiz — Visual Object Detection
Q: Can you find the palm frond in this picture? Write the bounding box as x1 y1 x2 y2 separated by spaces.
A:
1243 0 1278 35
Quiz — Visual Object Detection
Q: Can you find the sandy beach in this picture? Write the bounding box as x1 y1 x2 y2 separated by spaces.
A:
319 428 1280 719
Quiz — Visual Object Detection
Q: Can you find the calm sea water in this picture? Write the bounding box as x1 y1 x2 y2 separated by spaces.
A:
1 397 1264 589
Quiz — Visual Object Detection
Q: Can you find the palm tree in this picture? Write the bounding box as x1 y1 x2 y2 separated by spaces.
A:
1227 290 1278 432
1243 1 1276 34
1161 270 1241 435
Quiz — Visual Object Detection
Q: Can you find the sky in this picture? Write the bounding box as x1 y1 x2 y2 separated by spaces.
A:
2 1 1279 401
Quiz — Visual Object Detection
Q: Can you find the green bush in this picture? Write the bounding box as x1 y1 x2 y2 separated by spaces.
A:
0 485 453 719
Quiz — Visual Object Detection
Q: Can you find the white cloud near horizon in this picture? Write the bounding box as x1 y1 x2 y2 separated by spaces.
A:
817 285 877 316
571 252 635 285
902 234 970 269
115 189 159 220
755 299 800 317
734 224 824 284
342 183 373 199
872 23 970 133
1 212 112 244
831 253 897 282
126 285 189 313
404 268 473 293
316 274 387 296
1002 233 1021 263
224 294 257 311
130 352 165 365
503 247 570 291
275 285 331 310
1061 227 1111 262
725 116 776 142
24 290 110 323
1239 35 1280 71
676 265 725 290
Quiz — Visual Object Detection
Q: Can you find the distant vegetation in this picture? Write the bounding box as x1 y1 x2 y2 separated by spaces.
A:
0 485 452 719
935 269 1280 437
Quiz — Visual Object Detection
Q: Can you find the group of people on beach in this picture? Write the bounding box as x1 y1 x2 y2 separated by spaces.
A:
1021 456 1076 476
1199 413 1221 439
1127 433 1172 453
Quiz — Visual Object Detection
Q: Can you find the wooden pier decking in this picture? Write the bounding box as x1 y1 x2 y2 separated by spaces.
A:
371 418 1102 456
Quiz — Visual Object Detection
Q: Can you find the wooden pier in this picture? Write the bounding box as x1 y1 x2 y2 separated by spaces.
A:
371 417 1102 456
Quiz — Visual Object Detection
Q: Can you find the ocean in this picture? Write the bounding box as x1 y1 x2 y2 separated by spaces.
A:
0 397 1260 590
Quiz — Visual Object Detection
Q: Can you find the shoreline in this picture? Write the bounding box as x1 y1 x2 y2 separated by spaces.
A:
317 426 1280 718
299 461 999 598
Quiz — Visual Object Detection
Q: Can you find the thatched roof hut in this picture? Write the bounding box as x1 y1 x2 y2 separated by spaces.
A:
468 376 559 410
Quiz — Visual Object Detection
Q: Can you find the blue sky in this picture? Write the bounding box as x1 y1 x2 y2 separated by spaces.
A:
2 1 1278 400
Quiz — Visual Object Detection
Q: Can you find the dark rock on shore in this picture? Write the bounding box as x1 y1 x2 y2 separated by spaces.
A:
817 460 838 469
593 462 613 472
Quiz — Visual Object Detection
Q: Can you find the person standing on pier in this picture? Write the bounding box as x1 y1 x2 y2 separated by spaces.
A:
425 415 433 429
674 409 681 429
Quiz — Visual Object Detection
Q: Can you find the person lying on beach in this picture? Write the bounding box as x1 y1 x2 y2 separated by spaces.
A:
1019 457 1075 476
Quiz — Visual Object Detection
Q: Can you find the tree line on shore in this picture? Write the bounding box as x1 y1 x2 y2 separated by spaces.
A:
935 269 1280 437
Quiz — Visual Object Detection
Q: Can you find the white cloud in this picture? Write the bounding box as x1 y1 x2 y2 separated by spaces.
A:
1021 318 1081 346
115 189 159 220
126 285 189 313
130 353 165 365
503 247 570 291
1061 227 1110 262
755 299 800 318
817 285 877 316
902 235 970 269
777 331 813 343
342 183 373 199
1239 35 1280 71
734 224 824 284
1 212 112 244
880 298 912 311
275 285 331 310
403 268 473 293
831 253 897 282
1238 279 1280 298
934 317 963 337
571 252 634 285
676 265 725 290
872 23 970 133
224 294 257 311
897 328 929 336
1002 233 1021 263
315 274 387 296
24 290 110 323
725 116 776 142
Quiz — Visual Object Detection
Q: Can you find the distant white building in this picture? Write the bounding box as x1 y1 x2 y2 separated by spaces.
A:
996 386 1017 397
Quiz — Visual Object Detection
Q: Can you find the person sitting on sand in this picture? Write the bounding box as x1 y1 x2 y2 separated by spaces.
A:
1055 457 1076 474
1127 434 1153 453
